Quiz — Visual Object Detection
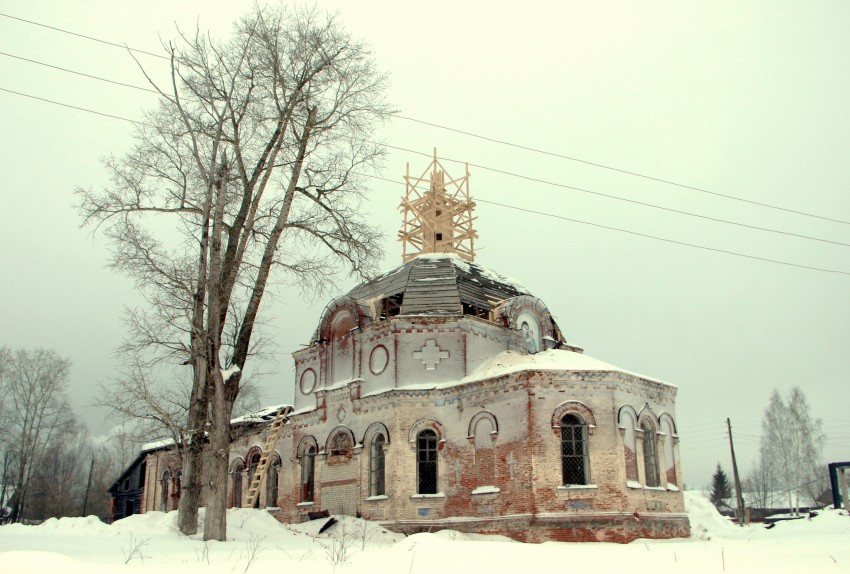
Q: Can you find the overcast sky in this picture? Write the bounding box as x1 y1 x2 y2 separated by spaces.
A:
1 0 848 487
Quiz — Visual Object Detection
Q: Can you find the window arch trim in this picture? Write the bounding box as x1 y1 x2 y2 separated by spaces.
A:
552 400 596 430
296 435 319 459
362 422 391 446
617 404 639 430
408 418 445 447
657 412 678 438
325 425 356 458
467 410 499 439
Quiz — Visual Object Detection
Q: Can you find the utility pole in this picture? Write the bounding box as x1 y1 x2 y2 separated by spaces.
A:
727 418 746 526
82 456 95 516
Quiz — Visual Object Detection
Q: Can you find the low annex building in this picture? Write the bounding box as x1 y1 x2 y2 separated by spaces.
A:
115 155 689 542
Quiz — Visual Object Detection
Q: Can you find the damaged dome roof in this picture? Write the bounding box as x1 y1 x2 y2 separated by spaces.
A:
346 253 530 317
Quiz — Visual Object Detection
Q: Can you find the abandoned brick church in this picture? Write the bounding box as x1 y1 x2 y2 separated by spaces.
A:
111 155 690 543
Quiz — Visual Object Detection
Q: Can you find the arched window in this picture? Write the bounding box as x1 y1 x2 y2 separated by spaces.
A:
370 433 386 497
247 451 262 508
231 460 244 508
301 445 316 502
173 469 182 503
641 421 660 487
159 469 171 511
417 429 438 494
560 414 588 485
266 454 281 507
329 430 353 459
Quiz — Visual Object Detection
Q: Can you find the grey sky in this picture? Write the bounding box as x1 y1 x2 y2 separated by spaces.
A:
1 0 847 488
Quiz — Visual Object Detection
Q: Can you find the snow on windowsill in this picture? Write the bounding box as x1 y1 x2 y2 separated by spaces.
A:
557 484 598 491
627 480 643 489
644 486 667 491
410 492 446 499
296 501 315 507
365 495 389 501
667 484 680 492
471 486 501 495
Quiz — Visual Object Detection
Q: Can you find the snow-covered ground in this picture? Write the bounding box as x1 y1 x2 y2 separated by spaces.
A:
1 493 847 573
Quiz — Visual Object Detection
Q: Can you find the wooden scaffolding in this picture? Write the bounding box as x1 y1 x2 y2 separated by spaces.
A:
399 149 477 262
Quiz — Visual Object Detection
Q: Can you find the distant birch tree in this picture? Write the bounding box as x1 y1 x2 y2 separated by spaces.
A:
77 3 391 541
0 347 72 522
759 387 825 515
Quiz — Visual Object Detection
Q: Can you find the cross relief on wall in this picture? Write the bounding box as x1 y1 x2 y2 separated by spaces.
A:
412 339 450 370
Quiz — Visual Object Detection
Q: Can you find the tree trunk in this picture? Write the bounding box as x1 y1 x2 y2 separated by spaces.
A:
202 370 233 541
177 393 206 534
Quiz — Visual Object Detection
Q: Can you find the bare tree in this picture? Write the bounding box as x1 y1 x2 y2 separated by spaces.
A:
743 450 774 510
26 418 91 520
759 387 825 515
77 3 391 541
0 347 72 522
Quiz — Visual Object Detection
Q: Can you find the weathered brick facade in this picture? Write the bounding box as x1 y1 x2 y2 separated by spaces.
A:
133 254 689 542
273 254 689 542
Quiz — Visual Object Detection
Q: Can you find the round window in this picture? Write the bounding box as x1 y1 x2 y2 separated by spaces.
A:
299 368 316 394
369 345 389 375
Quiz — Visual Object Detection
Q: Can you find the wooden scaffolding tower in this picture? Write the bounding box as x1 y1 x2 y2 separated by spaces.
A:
243 405 293 508
399 149 477 262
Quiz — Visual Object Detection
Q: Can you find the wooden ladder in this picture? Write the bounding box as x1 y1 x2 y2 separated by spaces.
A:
243 405 292 508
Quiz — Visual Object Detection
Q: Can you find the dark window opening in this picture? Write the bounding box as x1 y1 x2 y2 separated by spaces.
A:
124 499 134 518
231 462 244 508
160 470 171 511
462 302 489 319
417 429 438 494
123 479 130 491
370 433 386 497
642 422 660 487
329 432 353 458
301 446 315 502
435 232 443 241
379 294 403 320
561 414 588 485
267 457 281 507
139 461 146 488
246 454 261 508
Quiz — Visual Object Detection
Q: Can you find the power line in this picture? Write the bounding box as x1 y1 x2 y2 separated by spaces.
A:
0 12 168 60
3 85 849 278
5 51 847 250
0 87 140 124
0 51 159 93
2 9 847 228
357 172 850 276
385 143 850 249
391 118 850 227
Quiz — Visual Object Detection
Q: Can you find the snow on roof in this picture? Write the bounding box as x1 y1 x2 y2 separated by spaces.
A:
358 349 671 399
463 349 671 386
140 404 292 451
228 403 293 425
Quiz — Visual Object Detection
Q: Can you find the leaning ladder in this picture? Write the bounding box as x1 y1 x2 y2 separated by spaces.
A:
243 405 291 508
